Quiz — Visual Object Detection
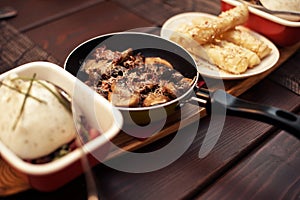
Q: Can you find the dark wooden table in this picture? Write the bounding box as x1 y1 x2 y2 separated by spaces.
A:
0 0 299 199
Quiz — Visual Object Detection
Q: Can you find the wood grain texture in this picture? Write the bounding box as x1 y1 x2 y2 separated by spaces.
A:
113 0 221 25
107 104 206 160
23 1 155 64
0 21 59 72
0 160 29 196
269 49 300 95
197 129 300 200
0 0 105 32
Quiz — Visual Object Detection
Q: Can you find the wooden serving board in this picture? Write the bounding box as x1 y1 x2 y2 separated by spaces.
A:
0 33 299 196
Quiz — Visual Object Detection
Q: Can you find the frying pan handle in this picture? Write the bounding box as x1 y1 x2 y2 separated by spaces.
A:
211 90 300 139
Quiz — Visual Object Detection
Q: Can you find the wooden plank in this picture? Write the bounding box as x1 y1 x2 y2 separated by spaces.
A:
268 49 300 95
197 129 300 200
0 0 105 32
113 0 221 25
0 160 30 196
106 104 206 161
0 21 59 72
23 1 155 64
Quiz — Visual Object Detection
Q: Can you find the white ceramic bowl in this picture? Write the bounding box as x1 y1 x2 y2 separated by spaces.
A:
0 61 123 191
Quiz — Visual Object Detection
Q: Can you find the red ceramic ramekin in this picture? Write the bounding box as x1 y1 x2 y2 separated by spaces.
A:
221 0 300 46
0 62 123 191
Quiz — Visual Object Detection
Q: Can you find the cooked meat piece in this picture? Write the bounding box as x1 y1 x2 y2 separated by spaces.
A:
143 92 170 107
145 57 173 69
93 46 121 62
109 81 140 107
123 54 145 69
162 82 178 98
94 79 111 99
112 48 133 65
108 91 140 107
177 77 194 92
82 59 112 76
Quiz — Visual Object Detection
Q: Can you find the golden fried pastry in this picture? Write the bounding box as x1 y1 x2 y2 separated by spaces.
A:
201 40 260 74
186 4 249 45
218 40 261 68
170 31 260 74
168 4 274 75
220 28 272 59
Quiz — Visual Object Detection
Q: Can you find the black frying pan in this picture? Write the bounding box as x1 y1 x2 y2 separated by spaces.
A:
64 32 300 138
